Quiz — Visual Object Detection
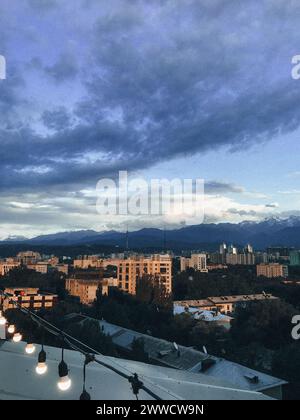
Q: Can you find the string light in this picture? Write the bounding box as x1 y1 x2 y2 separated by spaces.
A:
7 324 15 334
25 343 36 354
57 348 71 391
0 310 6 326
12 332 22 342
0 290 163 400
36 345 47 375
79 355 93 400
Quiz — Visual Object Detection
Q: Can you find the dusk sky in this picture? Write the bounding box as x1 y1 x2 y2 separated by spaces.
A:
1 0 300 238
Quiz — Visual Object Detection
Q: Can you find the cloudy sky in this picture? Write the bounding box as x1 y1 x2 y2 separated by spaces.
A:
1 0 300 238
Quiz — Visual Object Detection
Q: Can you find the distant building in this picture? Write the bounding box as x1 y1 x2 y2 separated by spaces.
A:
100 277 119 295
257 263 288 278
27 262 49 274
53 263 69 275
173 304 233 330
216 243 255 265
289 250 300 266
226 252 256 265
180 254 208 272
117 254 172 295
0 287 58 310
0 260 21 276
174 294 279 315
66 271 102 305
207 264 228 271
17 251 41 265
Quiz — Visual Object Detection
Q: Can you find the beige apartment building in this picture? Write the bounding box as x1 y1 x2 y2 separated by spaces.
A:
73 256 116 270
17 251 41 265
66 278 101 305
0 260 21 276
180 254 208 272
117 254 172 295
0 287 58 310
66 271 103 305
256 263 288 278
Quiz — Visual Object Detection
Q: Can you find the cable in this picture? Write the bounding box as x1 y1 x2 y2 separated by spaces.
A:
0 291 169 400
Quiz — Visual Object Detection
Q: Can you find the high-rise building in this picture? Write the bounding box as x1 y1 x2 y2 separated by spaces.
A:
180 254 208 273
289 250 300 266
219 243 227 254
117 254 172 295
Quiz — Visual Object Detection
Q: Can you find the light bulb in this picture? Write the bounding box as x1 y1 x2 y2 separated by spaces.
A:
8 324 15 334
13 332 22 342
0 311 6 326
36 362 48 375
25 343 36 354
58 358 71 391
58 375 72 391
36 348 47 375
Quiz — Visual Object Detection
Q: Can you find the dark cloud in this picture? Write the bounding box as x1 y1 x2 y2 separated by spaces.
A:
205 181 244 195
27 0 57 11
41 107 71 131
44 53 78 82
1 0 300 195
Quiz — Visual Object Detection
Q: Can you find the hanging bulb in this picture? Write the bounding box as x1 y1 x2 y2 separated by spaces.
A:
7 324 15 334
36 347 47 375
13 332 22 342
25 343 36 354
80 388 91 400
57 358 71 391
0 311 6 326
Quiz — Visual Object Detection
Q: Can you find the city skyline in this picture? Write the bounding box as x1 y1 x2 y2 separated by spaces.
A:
1 1 300 238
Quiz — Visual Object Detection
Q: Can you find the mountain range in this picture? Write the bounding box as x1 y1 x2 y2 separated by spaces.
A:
2 216 300 250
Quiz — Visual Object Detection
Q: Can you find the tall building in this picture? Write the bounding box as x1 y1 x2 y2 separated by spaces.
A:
289 250 300 266
256 263 288 278
117 254 172 295
219 243 227 254
180 254 208 272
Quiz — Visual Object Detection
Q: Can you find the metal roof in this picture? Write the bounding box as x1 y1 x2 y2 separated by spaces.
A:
66 315 287 394
0 340 272 400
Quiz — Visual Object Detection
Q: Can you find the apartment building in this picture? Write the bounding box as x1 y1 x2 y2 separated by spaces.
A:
117 254 172 295
256 263 288 278
0 260 21 276
180 254 208 272
73 256 116 270
0 287 58 310
174 293 278 315
16 251 41 265
226 252 256 265
66 271 103 305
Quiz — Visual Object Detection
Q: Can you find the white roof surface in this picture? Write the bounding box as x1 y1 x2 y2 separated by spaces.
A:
0 340 272 400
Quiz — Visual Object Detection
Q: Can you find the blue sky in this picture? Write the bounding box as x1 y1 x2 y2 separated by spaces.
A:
1 0 300 238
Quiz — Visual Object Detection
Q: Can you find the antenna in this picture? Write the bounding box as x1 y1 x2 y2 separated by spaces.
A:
203 346 208 355
163 225 167 253
125 224 129 251
173 342 178 351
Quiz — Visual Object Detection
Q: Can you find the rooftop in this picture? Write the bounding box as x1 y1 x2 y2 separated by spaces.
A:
0 340 272 400
65 314 286 395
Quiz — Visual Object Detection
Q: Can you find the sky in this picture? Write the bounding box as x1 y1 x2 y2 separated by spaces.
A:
1 0 300 238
